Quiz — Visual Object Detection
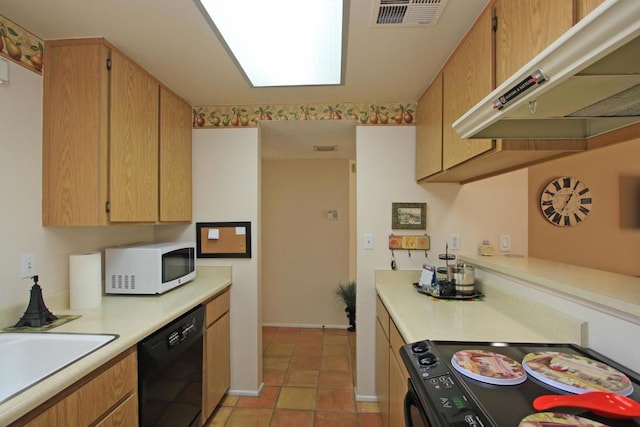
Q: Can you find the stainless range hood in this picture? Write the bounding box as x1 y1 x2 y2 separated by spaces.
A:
453 0 640 140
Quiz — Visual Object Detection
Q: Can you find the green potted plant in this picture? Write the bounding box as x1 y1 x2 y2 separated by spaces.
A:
336 281 356 331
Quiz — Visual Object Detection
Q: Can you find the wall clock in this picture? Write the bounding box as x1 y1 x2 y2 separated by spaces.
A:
540 176 593 227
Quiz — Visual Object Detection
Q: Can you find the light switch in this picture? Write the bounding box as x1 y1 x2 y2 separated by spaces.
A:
363 233 374 250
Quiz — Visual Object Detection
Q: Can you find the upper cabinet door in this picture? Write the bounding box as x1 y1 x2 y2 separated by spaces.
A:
495 0 575 86
159 87 193 222
43 42 110 226
442 5 495 170
109 50 160 222
576 0 604 21
415 73 443 181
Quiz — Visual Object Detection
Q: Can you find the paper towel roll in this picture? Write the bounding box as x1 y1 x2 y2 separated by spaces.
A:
70 252 102 310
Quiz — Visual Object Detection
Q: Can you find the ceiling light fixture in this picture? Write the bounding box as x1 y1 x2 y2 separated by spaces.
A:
194 0 347 88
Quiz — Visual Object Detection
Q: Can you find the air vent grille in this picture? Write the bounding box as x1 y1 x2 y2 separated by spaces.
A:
371 0 449 27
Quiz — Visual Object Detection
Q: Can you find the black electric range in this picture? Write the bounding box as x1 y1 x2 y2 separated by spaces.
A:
400 340 640 427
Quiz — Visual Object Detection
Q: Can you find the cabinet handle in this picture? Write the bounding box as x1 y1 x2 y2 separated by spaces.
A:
105 201 110 213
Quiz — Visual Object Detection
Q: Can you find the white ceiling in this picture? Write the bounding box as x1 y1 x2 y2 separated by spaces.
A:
0 0 489 158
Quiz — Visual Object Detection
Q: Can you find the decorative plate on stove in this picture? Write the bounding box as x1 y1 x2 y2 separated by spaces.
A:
522 351 634 396
451 349 527 385
518 412 610 427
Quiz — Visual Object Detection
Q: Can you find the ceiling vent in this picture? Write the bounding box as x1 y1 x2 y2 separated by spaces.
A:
371 0 449 27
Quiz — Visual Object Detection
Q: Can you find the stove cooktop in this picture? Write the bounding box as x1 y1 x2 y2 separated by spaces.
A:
400 340 640 427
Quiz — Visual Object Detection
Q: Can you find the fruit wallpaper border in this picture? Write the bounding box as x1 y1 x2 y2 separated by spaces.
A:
0 14 44 74
192 102 417 128
0 13 418 128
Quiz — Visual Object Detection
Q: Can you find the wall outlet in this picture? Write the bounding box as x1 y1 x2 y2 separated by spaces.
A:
500 234 512 252
449 234 460 251
21 253 36 278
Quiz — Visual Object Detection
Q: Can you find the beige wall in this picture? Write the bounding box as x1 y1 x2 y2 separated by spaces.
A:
262 159 353 327
158 128 263 396
355 126 529 399
0 59 153 327
528 139 640 277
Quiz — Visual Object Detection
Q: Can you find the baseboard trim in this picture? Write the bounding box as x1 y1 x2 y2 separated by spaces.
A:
262 322 348 329
355 394 379 402
228 382 264 397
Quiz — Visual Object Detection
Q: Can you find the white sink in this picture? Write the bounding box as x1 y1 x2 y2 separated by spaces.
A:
0 332 117 403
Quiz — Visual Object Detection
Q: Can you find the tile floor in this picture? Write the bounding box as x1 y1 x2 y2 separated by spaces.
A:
205 326 383 427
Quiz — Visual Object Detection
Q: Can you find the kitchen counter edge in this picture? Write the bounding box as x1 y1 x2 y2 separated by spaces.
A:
0 266 232 426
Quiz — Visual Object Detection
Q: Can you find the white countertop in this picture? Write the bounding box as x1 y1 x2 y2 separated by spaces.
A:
458 254 640 321
375 270 559 345
0 266 232 426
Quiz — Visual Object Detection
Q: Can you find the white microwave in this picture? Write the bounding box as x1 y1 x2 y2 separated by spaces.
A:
105 242 196 295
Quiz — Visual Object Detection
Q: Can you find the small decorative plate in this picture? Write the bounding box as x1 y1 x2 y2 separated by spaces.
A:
452 349 527 385
522 351 633 396
519 412 609 427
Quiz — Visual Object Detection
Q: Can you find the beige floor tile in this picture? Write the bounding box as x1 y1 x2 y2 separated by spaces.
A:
321 355 351 371
323 334 348 345
221 394 239 407
315 389 355 412
264 342 295 356
276 327 301 334
358 412 384 427
356 401 381 413
205 406 232 426
323 328 348 335
270 409 314 427
290 355 322 370
284 369 319 388
297 334 324 345
318 370 353 389
225 408 273 427
315 411 357 427
323 343 350 356
271 333 299 344
236 386 280 409
276 387 317 410
263 355 292 370
263 326 278 334
294 342 322 356
263 368 287 386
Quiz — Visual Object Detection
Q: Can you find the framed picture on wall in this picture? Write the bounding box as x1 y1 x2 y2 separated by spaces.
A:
392 202 426 230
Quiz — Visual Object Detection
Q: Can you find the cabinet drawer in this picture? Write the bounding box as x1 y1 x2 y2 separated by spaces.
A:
206 288 231 326
376 296 390 340
95 393 138 427
18 348 137 427
390 319 409 379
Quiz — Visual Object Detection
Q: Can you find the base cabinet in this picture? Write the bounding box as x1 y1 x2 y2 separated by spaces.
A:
376 296 408 427
202 288 231 423
11 348 138 427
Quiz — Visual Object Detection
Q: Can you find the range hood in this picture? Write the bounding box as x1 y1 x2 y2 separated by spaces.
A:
453 0 640 140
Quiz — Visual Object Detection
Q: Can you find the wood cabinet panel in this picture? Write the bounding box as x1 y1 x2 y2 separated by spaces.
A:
442 5 495 170
576 0 604 20
416 73 443 181
43 42 110 226
375 318 390 427
95 393 138 427
376 296 390 340
389 350 408 427
203 288 231 422
17 348 137 427
109 49 159 222
159 87 193 222
495 0 575 86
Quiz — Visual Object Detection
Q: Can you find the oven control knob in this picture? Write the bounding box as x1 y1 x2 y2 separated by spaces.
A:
418 352 437 367
411 341 429 354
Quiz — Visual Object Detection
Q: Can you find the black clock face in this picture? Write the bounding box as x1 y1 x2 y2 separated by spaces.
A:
540 176 592 227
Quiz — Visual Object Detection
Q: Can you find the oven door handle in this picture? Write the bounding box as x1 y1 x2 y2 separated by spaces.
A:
404 382 431 427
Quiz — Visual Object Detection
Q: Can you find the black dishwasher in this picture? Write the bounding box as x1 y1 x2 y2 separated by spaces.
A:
138 305 205 427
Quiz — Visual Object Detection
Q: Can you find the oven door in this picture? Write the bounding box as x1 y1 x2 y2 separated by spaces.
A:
405 379 431 427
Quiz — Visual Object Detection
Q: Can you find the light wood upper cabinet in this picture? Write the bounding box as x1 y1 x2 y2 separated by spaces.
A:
43 38 192 226
160 87 193 222
415 73 443 181
109 49 159 223
576 0 604 21
495 0 575 87
442 5 495 170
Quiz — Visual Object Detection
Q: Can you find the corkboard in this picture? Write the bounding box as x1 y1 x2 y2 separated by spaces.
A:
196 222 251 258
